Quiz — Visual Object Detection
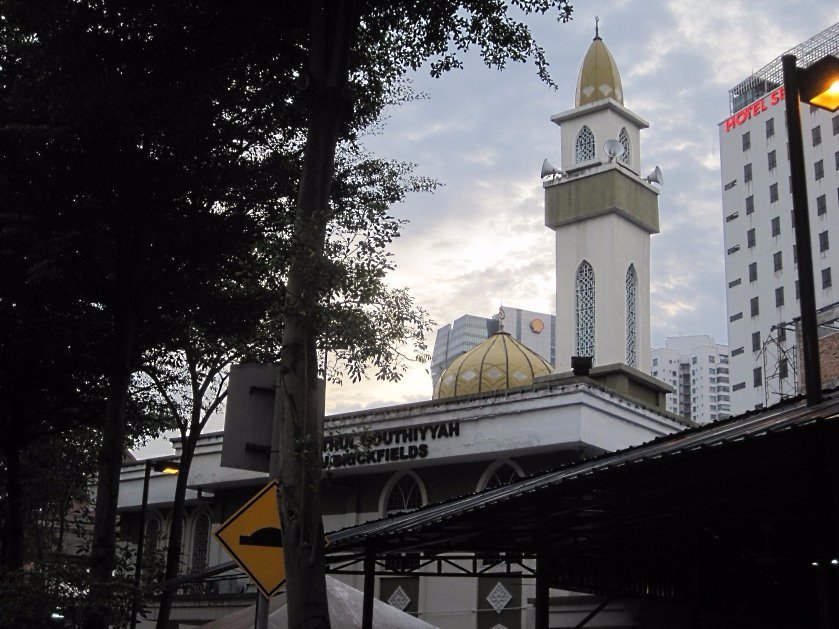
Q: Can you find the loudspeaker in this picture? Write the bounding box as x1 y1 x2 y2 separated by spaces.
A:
644 165 663 185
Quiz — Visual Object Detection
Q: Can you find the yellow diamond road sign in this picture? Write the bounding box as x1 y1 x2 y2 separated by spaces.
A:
214 480 285 598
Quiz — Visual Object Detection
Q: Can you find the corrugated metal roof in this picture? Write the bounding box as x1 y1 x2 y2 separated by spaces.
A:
327 391 839 550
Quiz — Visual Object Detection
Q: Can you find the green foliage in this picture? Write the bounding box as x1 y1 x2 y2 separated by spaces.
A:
0 502 136 629
1 1 575 624
349 1 573 125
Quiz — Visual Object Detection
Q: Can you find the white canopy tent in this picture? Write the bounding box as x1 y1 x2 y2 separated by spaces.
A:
201 576 437 629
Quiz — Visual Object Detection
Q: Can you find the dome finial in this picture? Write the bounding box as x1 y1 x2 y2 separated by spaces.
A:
594 15 600 40
497 305 505 332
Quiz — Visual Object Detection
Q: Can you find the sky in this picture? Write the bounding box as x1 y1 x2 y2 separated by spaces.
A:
134 1 839 457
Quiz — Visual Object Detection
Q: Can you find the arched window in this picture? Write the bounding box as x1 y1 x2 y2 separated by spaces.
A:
626 265 638 368
575 125 595 163
179 518 187 549
144 516 161 554
142 516 162 584
575 261 596 361
618 127 631 165
168 517 188 562
381 474 426 572
191 512 211 571
384 474 424 515
484 463 522 490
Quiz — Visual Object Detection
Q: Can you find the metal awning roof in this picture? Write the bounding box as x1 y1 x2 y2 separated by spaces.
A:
326 391 839 623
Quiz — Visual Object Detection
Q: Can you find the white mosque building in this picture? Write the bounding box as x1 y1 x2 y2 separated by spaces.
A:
117 29 682 629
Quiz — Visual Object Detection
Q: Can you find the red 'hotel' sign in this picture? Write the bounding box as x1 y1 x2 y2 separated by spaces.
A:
723 86 785 133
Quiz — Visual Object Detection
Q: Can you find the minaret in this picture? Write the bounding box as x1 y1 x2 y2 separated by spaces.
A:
545 25 660 375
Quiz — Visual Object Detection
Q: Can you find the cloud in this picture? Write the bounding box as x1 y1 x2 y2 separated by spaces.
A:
134 4 838 447
328 3 837 414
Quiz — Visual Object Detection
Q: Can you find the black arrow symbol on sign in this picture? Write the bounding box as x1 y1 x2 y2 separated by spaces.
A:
240 527 283 548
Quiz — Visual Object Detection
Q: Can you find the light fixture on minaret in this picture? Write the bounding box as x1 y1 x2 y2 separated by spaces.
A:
544 22 661 376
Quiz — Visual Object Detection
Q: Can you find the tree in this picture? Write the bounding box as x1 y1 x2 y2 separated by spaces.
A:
1 2 574 625
139 255 279 627
0 2 303 625
276 2 572 626
144 144 434 628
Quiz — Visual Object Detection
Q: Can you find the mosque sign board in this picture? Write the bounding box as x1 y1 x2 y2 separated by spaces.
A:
323 421 461 469
214 480 285 598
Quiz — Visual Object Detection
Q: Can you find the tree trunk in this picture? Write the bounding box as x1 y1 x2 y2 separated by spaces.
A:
155 441 196 629
84 300 135 629
1 443 25 572
278 3 358 628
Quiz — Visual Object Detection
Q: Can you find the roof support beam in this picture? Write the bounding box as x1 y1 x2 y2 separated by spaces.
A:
536 553 551 629
362 548 375 629
574 594 618 628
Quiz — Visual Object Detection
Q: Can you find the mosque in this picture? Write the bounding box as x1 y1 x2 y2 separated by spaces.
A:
118 29 684 628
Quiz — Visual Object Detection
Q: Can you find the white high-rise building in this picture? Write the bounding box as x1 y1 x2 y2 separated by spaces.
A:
651 336 731 423
720 23 839 415
430 307 555 386
544 29 660 375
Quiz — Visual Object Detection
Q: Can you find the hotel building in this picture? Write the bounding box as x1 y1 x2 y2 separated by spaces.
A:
720 22 839 414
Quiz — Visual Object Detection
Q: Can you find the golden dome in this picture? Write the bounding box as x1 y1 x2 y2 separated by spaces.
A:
433 332 554 400
575 35 624 107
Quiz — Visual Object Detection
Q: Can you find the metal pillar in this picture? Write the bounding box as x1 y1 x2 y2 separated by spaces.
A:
362 549 375 629
129 462 152 629
535 554 550 629
782 54 822 406
255 367 285 629
254 596 270 629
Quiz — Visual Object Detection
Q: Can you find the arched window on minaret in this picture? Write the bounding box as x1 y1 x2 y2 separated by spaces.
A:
618 127 631 165
575 261 595 361
625 264 638 368
575 125 595 163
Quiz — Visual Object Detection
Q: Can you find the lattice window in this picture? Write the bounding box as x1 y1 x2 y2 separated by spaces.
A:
618 127 631 164
385 475 423 515
575 261 595 361
180 518 187 549
191 512 211 571
625 265 638 368
145 517 160 554
484 463 521 490
142 517 162 584
575 126 595 163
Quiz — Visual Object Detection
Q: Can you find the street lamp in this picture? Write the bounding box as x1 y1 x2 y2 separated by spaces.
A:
130 458 179 629
782 53 839 407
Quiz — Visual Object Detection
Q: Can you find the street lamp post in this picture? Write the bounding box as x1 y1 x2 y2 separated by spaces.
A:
130 459 179 629
781 53 839 407
783 53 839 629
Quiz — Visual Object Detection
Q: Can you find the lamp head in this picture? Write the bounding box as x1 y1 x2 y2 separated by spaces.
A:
799 55 839 112
152 460 180 474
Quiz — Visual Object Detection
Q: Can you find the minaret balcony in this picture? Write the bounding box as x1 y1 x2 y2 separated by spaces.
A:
544 163 660 234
